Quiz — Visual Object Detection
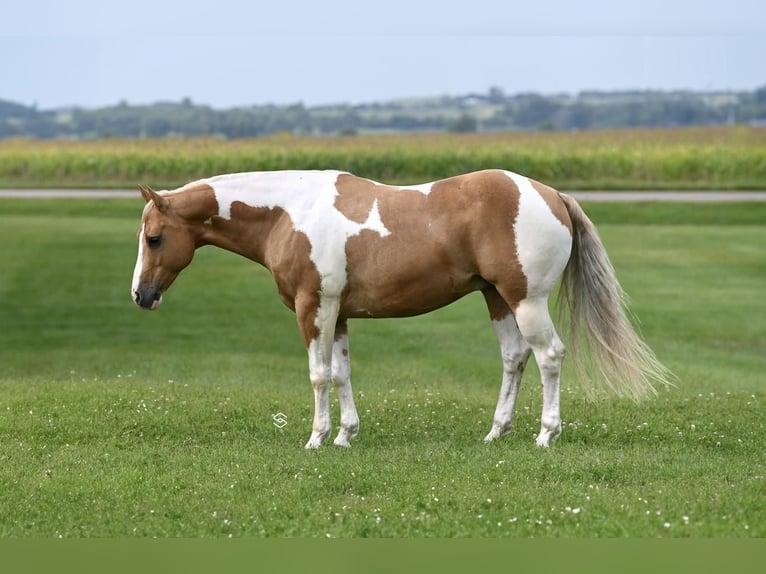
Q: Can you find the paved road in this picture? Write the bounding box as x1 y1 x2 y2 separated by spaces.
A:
1 189 766 202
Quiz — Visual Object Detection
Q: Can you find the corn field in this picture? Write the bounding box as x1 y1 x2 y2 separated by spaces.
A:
1 126 764 189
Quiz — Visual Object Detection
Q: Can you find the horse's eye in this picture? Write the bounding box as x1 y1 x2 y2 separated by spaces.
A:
146 235 162 249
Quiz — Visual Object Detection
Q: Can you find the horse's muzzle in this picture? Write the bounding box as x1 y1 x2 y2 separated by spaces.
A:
132 284 163 310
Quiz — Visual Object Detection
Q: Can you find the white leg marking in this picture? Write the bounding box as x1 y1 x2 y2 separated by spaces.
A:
306 339 332 449
304 296 340 449
484 314 532 443
331 333 359 447
513 297 565 448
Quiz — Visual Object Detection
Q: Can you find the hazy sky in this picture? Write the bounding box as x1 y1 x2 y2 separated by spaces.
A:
2 0 764 109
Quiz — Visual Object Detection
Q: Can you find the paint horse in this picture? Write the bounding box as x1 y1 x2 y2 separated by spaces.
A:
131 169 671 448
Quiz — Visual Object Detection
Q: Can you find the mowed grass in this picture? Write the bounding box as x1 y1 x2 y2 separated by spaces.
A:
0 199 764 537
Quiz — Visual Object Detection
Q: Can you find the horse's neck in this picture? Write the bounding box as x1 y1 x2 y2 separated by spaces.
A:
189 172 302 264
196 170 341 264
202 205 287 265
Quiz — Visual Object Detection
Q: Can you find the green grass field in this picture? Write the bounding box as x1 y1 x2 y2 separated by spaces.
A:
0 198 764 537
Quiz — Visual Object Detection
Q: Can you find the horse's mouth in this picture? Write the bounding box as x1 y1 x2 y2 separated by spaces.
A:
132 287 163 310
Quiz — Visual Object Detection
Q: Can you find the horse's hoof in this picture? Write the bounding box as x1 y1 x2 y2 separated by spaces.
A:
305 429 331 449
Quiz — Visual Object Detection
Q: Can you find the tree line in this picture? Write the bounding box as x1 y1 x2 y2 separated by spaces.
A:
2 86 766 139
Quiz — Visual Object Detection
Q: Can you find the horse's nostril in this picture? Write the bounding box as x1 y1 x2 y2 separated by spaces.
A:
133 290 141 304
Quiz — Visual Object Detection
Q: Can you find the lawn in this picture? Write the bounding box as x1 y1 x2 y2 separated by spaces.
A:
0 198 763 537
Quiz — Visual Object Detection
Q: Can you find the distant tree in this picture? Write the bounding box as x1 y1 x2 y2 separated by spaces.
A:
447 113 477 133
565 102 595 130
512 94 562 129
487 86 506 104
2 87 766 139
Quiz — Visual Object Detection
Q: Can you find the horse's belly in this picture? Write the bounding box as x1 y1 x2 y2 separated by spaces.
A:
341 264 488 319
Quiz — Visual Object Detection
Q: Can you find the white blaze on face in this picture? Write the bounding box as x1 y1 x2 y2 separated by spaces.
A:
506 171 572 297
131 223 146 298
204 171 397 296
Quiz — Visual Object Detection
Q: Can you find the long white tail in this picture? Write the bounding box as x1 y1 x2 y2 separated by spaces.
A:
557 194 674 400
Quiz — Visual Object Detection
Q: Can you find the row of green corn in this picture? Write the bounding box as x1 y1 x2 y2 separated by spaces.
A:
1 127 764 189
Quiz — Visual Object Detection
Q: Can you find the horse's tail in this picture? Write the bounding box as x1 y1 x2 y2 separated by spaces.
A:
557 193 674 400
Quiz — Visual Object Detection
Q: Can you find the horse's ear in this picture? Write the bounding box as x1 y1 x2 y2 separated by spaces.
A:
139 185 169 213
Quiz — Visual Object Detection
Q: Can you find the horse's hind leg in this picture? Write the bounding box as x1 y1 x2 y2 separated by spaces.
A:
482 287 532 442
512 296 566 447
331 321 360 447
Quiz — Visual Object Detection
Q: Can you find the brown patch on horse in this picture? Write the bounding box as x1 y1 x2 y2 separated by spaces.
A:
336 170 528 318
334 176 379 223
482 286 513 322
452 170 527 310
165 182 219 222
531 180 573 233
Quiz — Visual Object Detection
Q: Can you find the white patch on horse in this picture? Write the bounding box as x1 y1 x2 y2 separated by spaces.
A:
403 182 435 195
506 171 572 296
360 199 390 237
131 223 146 298
360 177 434 196
205 171 392 295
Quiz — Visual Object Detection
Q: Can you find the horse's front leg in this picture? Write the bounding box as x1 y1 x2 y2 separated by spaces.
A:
331 321 359 447
299 294 341 449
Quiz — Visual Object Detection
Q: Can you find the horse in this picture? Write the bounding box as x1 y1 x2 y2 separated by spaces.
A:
131 169 672 449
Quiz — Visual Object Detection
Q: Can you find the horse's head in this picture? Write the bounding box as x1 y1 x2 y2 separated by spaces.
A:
131 186 197 310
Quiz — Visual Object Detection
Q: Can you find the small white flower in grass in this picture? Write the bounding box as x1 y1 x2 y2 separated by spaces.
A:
682 516 690 525
663 522 671 528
